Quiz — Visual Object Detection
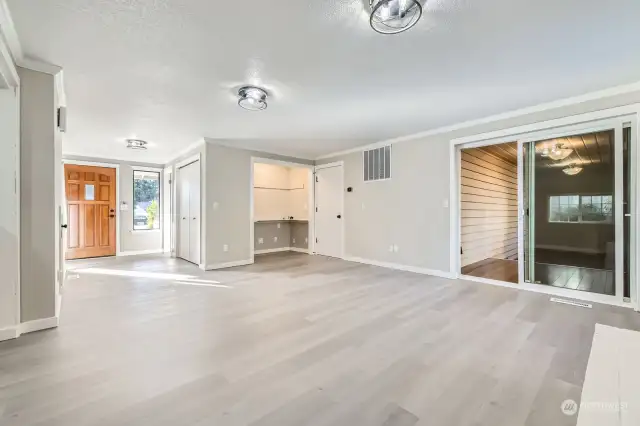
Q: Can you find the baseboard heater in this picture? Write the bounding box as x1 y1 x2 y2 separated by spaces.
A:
550 297 592 309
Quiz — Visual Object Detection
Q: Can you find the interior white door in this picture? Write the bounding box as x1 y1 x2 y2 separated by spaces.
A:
188 162 201 265
315 164 343 258
178 163 192 262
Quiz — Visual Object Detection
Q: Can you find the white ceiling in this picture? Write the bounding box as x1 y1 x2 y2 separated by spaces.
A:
7 0 640 163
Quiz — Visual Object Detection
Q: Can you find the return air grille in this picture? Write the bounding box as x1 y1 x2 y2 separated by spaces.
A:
363 145 391 182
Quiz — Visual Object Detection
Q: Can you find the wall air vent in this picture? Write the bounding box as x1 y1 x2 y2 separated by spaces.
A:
363 145 391 182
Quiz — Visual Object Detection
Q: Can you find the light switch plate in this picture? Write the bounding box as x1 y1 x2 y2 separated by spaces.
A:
258 238 264 244
274 236 278 242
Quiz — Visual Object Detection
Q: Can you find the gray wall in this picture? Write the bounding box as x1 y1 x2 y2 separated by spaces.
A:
204 141 312 267
535 165 614 253
318 89 640 274
62 155 165 253
254 221 309 252
19 67 58 322
0 85 20 331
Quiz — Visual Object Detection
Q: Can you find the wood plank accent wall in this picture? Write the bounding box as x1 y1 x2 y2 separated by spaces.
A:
461 144 518 267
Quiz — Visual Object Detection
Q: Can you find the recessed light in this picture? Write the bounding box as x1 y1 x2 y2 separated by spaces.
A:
126 139 148 150
238 86 268 111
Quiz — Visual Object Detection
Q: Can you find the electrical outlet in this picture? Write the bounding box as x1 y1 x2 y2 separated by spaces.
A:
393 245 399 253
274 236 278 242
305 237 308 243
258 238 264 244
213 201 219 210
223 244 228 252
443 199 449 208
277 223 281 229
389 245 394 253
292 238 296 244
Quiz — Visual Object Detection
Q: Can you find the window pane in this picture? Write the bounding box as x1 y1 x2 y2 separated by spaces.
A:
85 184 95 201
133 171 160 230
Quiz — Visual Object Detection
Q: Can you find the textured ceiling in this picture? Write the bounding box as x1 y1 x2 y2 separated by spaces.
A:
7 0 640 162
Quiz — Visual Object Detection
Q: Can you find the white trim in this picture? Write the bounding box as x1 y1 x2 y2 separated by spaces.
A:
313 161 345 259
18 57 61 76
203 259 254 270
345 256 455 279
117 249 164 257
175 153 201 170
132 165 163 173
0 326 18 342
130 229 162 234
250 156 315 261
62 159 121 256
19 316 59 334
290 247 309 254
459 274 629 308
0 0 21 87
255 247 292 255
168 139 205 165
316 81 640 160
0 34 18 88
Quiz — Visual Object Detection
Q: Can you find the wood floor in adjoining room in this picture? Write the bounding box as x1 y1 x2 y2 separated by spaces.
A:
1 252 639 426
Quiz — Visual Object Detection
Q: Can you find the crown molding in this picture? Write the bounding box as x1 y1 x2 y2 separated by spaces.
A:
0 0 20 87
315 80 640 160
18 57 62 75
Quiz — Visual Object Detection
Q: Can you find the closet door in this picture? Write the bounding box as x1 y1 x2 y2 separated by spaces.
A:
178 164 191 261
188 161 201 265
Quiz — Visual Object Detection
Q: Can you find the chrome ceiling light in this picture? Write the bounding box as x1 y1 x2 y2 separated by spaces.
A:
369 0 423 35
563 164 583 176
238 86 268 111
126 139 148 150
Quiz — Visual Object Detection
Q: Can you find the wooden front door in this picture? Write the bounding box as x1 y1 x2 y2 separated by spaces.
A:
64 164 117 260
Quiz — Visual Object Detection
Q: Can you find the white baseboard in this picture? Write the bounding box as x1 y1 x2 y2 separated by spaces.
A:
0 316 59 342
290 247 309 254
0 326 19 342
118 249 165 257
536 244 603 255
345 257 454 279
20 316 59 334
204 259 254 270
254 247 291 255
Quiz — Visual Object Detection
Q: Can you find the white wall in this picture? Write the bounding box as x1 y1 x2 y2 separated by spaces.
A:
0 85 20 335
253 163 310 221
317 90 640 274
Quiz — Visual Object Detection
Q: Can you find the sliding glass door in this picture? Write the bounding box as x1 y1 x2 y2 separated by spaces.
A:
519 119 633 302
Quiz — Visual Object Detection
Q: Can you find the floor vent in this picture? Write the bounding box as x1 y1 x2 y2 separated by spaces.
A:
550 298 592 309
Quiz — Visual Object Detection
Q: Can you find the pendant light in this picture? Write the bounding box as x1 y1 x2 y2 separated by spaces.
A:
547 143 573 161
369 0 423 34
562 164 583 176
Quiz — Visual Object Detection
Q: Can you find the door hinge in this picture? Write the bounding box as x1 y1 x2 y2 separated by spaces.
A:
316 176 318 183
316 238 318 243
460 247 463 255
316 207 318 212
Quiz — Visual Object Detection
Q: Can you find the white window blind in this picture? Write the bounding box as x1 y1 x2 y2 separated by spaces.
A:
363 145 391 182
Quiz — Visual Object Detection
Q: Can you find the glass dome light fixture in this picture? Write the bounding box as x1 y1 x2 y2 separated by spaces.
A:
547 143 573 161
369 0 423 35
563 164 583 176
126 139 148 150
237 86 268 111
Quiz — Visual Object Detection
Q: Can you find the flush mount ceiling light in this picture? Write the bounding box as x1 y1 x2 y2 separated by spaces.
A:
369 0 423 35
547 143 573 161
126 139 148 150
563 164 583 176
238 86 268 111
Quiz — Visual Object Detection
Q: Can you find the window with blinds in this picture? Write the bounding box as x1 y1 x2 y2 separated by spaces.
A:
363 145 391 182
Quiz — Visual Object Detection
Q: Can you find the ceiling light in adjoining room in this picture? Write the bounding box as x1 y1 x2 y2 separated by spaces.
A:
563 164 583 176
126 139 148 150
369 0 423 34
238 86 268 111
547 143 573 161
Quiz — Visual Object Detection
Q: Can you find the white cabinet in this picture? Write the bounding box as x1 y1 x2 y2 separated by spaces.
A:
178 160 200 264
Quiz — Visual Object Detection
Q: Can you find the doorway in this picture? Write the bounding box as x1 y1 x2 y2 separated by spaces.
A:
176 159 201 265
459 142 518 283
314 162 344 258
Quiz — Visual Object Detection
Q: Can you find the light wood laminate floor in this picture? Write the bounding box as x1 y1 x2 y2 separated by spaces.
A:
2 252 640 426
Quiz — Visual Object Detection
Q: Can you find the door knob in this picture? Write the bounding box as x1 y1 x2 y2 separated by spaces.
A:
337 214 342 219
61 224 68 229
192 217 196 220
109 215 115 218
182 217 186 220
